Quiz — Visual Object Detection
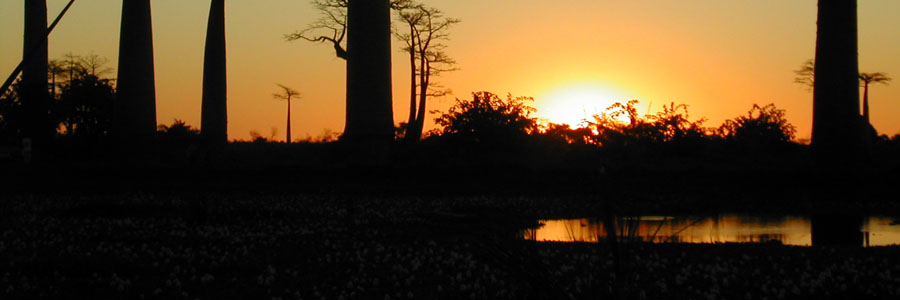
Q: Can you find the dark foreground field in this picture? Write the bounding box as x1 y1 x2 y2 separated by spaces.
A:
3 192 899 300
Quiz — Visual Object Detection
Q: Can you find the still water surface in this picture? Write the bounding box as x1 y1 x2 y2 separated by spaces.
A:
523 215 900 246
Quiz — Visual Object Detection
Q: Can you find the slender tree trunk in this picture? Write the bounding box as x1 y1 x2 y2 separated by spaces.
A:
406 48 429 142
23 0 49 159
811 0 863 164
201 0 227 146
411 62 430 141
406 26 418 135
862 82 869 123
343 0 394 143
115 0 157 154
286 96 291 143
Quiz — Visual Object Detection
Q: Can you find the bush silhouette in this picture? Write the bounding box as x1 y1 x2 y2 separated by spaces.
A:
434 91 538 146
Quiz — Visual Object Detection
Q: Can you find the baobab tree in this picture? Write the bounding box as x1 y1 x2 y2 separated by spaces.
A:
201 0 228 146
22 0 50 158
811 0 864 163
395 4 459 142
273 84 300 143
287 0 412 144
858 72 891 124
114 0 158 152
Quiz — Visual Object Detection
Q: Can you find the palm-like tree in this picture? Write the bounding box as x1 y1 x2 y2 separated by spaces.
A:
858 72 892 123
273 84 300 143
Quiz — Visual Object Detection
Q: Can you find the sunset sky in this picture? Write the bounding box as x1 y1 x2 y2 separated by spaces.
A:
2 0 898 141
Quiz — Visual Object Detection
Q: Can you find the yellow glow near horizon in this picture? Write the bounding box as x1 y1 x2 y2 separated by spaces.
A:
2 1 899 140
536 83 631 127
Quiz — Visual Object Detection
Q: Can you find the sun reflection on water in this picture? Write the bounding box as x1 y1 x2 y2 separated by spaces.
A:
523 215 900 247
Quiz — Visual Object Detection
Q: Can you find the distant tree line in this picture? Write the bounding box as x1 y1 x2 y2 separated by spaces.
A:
415 91 817 164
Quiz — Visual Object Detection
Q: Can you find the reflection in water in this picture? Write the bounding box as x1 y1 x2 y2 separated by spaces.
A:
523 215 900 247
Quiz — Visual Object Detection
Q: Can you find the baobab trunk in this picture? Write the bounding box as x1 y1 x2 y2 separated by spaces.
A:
406 32 417 138
811 0 863 164
201 0 227 146
22 0 49 159
286 96 291 143
343 0 394 143
862 82 870 123
115 0 157 153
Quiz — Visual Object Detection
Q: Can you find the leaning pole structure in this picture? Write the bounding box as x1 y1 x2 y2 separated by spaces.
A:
114 0 157 154
201 0 227 146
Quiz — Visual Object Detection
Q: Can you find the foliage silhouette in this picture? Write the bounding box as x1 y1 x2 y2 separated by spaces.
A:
56 73 116 141
793 59 815 91
585 100 709 158
718 103 797 147
434 91 537 146
1 53 116 152
157 119 202 164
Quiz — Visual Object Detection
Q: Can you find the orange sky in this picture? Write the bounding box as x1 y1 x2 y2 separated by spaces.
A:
2 0 898 141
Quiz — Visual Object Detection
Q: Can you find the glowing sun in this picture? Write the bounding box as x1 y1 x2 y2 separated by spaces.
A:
537 83 629 127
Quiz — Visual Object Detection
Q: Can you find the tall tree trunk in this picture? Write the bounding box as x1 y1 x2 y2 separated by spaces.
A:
201 0 227 146
811 0 863 164
406 48 429 142
406 27 417 137
410 62 430 141
862 82 869 123
286 96 291 143
343 0 394 143
23 0 49 159
114 0 157 153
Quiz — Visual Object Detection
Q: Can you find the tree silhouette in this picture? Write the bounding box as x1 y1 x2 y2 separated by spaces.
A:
114 0 158 154
342 0 395 144
395 4 459 142
718 104 797 146
22 0 50 159
54 56 116 141
435 91 538 145
811 0 864 164
793 59 815 90
286 0 412 59
858 72 891 124
287 0 412 146
273 84 300 143
286 0 350 59
201 0 228 146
